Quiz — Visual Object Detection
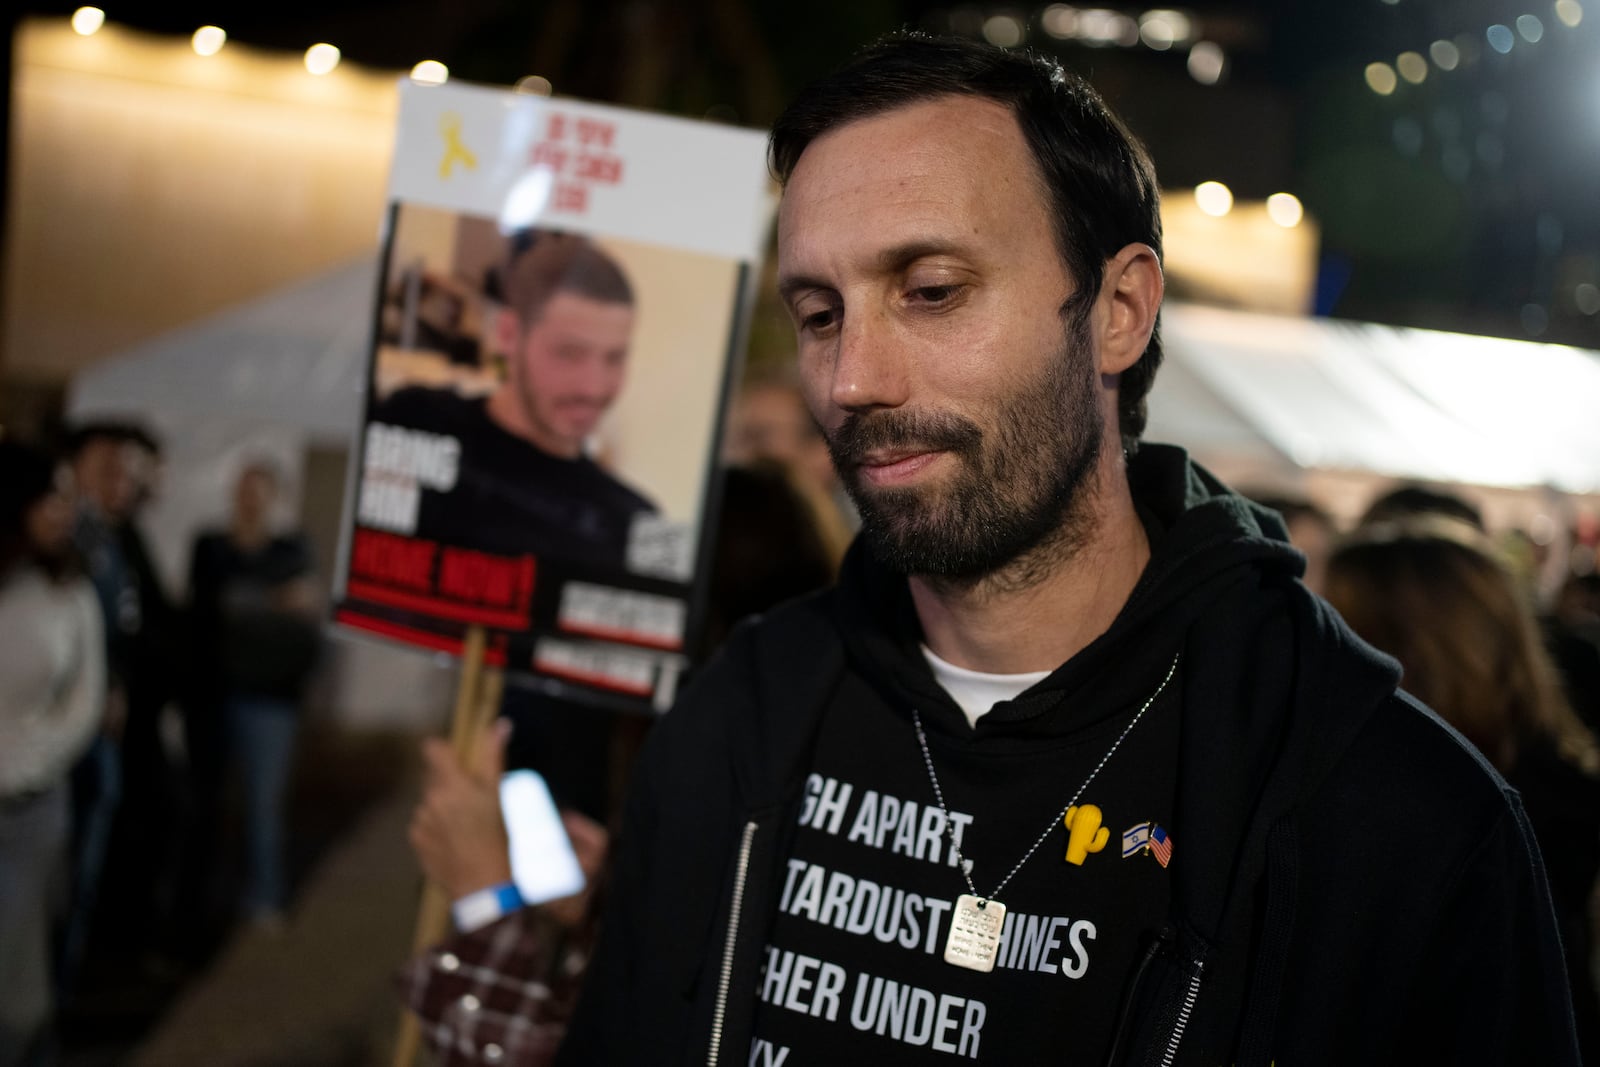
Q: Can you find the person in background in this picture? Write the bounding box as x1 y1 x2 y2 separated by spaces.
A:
1546 573 1600 740
0 440 105 1067
397 462 839 1066
188 461 320 927
57 424 138 995
93 425 185 962
1358 483 1486 531
1324 516 1600 1064
1358 481 1600 753
399 721 609 1067
723 372 855 565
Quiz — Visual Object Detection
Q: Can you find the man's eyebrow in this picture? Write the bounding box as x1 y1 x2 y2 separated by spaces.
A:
776 273 832 305
778 239 970 304
875 238 967 275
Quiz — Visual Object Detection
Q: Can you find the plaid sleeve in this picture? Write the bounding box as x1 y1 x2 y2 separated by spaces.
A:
397 909 588 1066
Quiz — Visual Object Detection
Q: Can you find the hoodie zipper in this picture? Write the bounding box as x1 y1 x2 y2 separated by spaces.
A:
1102 928 1172 1067
707 820 758 1067
1160 961 1205 1067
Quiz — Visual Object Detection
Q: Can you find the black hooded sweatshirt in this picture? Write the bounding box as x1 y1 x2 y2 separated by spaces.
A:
558 445 1578 1066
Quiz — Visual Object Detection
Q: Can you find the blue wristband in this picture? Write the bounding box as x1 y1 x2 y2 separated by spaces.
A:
451 881 525 933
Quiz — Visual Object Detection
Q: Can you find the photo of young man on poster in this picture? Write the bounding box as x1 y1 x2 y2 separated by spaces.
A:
369 231 657 571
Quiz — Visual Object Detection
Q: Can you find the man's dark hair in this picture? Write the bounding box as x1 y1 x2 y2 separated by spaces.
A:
498 231 635 327
769 32 1164 449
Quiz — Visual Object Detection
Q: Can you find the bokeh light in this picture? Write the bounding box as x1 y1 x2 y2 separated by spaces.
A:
71 7 105 35
1266 192 1304 228
1555 0 1584 28
514 75 553 96
1429 39 1461 70
1042 5 1079 39
1392 117 1424 156
1139 10 1192 50
1396 51 1428 83
1365 62 1399 95
1188 41 1225 84
1575 283 1600 316
410 60 449 85
304 43 341 76
191 26 226 57
1486 24 1515 53
1078 9 1138 45
1516 14 1545 41
982 14 1025 48
1195 181 1233 217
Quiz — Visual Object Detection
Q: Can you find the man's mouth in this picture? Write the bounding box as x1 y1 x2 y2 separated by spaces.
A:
855 448 946 487
828 409 983 490
554 400 607 422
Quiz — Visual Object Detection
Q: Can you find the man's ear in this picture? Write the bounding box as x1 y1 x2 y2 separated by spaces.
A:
493 308 521 366
1097 243 1163 376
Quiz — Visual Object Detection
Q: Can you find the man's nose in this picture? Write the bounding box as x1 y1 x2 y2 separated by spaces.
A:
830 307 911 413
572 359 622 400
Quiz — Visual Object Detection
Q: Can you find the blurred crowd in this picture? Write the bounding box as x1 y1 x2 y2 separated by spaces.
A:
0 423 321 1067
1256 484 1600 1063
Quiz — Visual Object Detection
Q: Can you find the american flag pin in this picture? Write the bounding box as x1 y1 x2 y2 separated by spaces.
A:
1148 824 1173 868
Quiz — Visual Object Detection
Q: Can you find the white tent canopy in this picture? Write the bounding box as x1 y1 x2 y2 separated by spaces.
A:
1150 303 1600 496
71 256 377 443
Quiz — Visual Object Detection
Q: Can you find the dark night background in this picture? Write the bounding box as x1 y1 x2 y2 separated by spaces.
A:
10 0 1597 352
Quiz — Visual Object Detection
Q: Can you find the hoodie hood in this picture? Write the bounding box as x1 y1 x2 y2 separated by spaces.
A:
829 444 1403 939
832 443 1310 734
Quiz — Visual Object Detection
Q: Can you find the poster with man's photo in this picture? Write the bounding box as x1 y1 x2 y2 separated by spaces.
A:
333 80 772 712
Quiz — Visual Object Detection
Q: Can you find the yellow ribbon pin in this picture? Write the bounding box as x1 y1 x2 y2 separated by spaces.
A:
438 112 478 179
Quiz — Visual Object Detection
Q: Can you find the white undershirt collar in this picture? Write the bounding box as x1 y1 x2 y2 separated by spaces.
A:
920 644 1053 729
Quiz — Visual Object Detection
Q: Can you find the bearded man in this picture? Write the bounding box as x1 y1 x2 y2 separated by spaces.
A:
557 34 1578 1067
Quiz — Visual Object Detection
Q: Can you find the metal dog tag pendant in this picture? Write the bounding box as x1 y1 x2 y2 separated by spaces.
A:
944 894 1006 972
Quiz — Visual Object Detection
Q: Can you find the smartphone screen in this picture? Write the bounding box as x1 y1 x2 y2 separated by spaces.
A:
499 769 586 906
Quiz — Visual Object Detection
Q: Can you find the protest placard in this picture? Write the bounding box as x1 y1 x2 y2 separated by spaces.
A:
334 80 771 711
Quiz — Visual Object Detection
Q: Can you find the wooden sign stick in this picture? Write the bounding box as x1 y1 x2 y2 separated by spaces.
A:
392 626 504 1067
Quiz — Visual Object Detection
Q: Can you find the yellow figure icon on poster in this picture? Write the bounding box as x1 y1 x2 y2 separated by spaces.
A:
1063 804 1109 865
438 112 478 179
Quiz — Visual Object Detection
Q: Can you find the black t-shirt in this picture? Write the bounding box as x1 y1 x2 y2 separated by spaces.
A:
369 388 656 569
189 531 319 702
748 661 1181 1065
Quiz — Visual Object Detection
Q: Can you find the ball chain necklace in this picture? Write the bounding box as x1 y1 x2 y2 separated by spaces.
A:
912 651 1181 973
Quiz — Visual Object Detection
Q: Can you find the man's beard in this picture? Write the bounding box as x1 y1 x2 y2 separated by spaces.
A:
827 317 1102 585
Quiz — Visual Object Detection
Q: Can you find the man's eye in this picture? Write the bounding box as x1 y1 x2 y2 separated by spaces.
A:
911 285 960 304
800 307 840 332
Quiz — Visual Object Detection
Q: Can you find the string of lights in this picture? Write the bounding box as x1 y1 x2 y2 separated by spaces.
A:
1364 0 1585 95
942 5 1230 86
64 6 553 93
